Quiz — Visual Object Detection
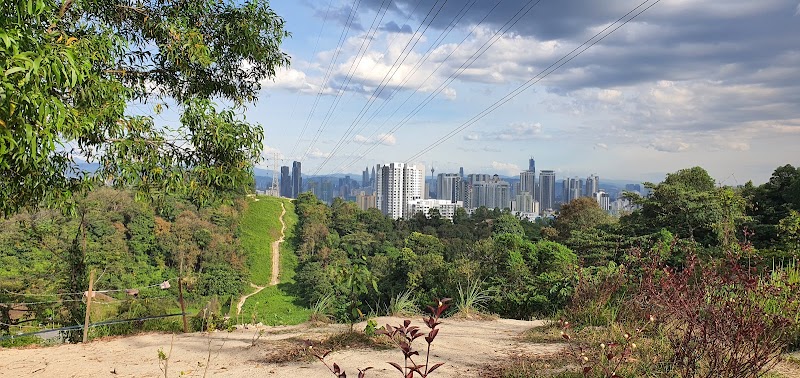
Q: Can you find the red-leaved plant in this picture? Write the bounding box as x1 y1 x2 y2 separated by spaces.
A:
378 298 451 378
306 298 451 378
305 341 372 378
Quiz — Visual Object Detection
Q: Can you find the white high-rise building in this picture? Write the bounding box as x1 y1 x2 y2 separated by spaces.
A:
520 170 536 199
594 190 611 213
375 162 425 219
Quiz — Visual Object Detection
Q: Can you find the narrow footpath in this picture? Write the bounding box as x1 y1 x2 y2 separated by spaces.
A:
236 202 286 315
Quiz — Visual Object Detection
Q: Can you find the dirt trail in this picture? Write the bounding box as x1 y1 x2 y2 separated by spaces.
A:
0 317 558 378
235 202 287 315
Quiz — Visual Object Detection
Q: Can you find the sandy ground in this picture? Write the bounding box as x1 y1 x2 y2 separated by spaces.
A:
0 317 559 378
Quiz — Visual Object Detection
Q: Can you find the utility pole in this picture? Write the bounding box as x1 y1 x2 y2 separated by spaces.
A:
82 269 95 343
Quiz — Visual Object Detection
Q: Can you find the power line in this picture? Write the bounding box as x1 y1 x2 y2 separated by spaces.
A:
287 0 335 159
298 0 365 161
405 0 663 163
323 0 481 173
337 0 543 172
311 0 451 175
309 0 394 160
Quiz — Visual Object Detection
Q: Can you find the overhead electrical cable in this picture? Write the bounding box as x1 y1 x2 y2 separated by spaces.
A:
323 0 481 172
311 0 393 158
336 0 544 172
287 0 335 159
404 0 663 163
311 0 451 174
298 0 364 161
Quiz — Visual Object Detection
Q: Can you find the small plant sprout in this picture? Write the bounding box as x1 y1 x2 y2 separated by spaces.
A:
378 298 451 377
305 340 372 378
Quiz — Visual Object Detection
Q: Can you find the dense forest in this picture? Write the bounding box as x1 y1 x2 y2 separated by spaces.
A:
291 165 799 321
0 188 249 341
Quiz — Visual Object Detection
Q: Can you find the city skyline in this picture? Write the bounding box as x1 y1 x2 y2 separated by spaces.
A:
197 1 800 185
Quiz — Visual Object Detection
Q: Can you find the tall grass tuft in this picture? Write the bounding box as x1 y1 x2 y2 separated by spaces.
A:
309 293 334 323
455 279 492 317
387 290 417 317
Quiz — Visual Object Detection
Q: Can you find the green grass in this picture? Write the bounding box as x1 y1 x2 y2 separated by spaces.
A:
238 196 310 326
240 196 285 286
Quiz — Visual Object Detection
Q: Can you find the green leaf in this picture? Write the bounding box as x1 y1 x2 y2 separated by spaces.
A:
4 67 25 76
0 33 10 49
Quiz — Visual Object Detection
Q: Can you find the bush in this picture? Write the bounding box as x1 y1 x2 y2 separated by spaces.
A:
196 264 245 297
635 248 795 377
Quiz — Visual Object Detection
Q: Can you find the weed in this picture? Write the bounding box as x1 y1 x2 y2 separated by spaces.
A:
455 279 492 317
310 293 335 323
388 290 418 317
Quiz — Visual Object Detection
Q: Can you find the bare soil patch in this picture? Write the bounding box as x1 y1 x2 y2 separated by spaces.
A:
0 317 559 377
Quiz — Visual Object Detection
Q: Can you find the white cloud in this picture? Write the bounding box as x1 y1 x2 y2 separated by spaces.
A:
464 133 480 141
491 122 542 140
595 143 608 149
306 148 331 159
442 87 457 100
261 145 284 160
490 161 522 176
352 133 396 146
649 138 691 153
260 66 333 95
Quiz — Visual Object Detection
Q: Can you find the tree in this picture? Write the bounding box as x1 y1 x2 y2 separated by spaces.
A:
1 0 290 215
554 197 612 241
621 167 743 248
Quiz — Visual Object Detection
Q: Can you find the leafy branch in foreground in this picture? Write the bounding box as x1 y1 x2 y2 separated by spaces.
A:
306 298 451 378
378 298 451 377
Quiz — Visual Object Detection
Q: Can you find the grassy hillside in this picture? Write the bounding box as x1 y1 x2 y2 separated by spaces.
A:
239 196 310 325
240 196 284 286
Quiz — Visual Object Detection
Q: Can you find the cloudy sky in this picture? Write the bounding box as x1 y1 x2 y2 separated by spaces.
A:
245 0 800 184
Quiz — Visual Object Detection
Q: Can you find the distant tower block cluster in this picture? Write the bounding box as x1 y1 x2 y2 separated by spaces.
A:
278 160 303 198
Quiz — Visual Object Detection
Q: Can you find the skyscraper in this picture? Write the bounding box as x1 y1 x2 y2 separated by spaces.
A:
291 161 302 198
528 157 535 172
586 175 599 197
280 166 291 197
436 173 460 202
362 167 370 188
520 170 536 199
539 170 556 213
375 162 425 219
459 167 464 178
472 177 511 210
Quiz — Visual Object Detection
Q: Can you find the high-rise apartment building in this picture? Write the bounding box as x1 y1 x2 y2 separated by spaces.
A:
291 161 302 198
585 175 599 197
362 167 370 188
472 177 511 210
356 191 377 211
436 173 461 202
467 173 492 184
595 191 611 212
280 166 291 197
375 162 425 219
520 170 536 199
539 170 556 213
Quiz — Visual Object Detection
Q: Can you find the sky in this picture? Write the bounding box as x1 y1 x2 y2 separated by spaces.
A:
243 0 800 184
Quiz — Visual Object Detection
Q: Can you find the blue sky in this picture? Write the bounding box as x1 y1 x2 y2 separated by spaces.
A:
242 0 800 184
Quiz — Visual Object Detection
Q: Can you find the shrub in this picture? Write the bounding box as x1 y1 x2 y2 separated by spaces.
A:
635 248 794 377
